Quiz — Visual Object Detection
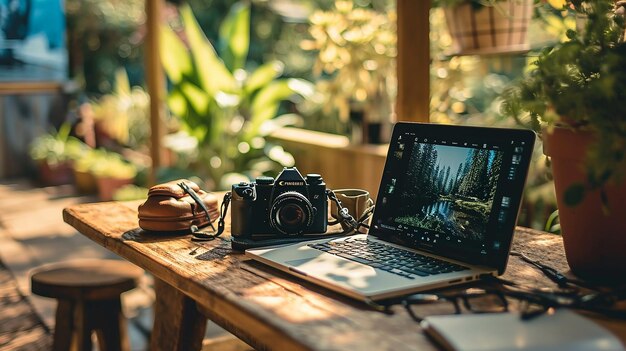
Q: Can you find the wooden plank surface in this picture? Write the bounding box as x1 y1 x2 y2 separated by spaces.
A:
63 199 626 350
0 81 63 94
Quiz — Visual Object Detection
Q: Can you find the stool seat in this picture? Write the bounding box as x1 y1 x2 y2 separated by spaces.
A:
31 259 143 300
30 259 143 351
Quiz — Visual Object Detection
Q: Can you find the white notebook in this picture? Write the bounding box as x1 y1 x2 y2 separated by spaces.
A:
421 309 624 351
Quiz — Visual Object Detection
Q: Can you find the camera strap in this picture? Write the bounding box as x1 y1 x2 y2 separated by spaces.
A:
326 189 372 233
179 182 217 232
190 192 231 241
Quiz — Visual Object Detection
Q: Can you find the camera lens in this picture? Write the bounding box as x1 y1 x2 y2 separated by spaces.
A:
270 192 314 235
278 204 304 226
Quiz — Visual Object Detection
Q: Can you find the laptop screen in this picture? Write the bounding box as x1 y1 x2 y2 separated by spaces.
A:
371 123 535 272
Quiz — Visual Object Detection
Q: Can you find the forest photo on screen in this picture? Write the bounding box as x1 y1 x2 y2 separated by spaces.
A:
396 143 503 241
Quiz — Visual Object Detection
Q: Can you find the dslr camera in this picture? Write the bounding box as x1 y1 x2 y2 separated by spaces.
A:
231 167 327 239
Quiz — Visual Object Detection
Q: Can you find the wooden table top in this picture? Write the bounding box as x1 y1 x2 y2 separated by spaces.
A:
63 197 626 350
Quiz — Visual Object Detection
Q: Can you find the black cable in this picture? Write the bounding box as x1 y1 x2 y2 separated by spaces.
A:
510 251 570 288
355 205 375 231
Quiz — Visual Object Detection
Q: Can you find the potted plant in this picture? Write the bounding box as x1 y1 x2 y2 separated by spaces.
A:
29 123 87 186
85 69 151 150
434 0 534 55
72 149 99 194
89 150 137 201
501 0 626 281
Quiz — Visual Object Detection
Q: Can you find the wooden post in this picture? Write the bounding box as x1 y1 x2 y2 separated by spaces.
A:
396 0 430 122
0 96 5 178
145 0 166 185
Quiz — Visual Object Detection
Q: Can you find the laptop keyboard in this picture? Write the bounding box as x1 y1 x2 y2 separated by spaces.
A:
308 237 469 279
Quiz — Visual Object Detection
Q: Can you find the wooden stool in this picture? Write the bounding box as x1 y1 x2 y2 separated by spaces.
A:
30 259 143 351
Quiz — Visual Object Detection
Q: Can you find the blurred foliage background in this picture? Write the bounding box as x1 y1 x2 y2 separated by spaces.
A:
59 0 582 229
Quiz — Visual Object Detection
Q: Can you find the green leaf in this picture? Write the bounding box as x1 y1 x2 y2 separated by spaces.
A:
180 4 236 94
57 122 72 143
114 68 131 96
180 82 210 115
245 78 313 140
246 81 292 138
219 2 250 72
257 113 302 137
563 183 585 207
160 25 192 84
285 78 315 98
245 61 284 95
544 209 560 234
167 90 188 117
182 123 208 145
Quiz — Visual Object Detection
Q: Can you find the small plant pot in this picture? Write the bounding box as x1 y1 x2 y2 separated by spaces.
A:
37 161 74 186
96 176 134 201
73 169 98 194
444 0 532 55
348 110 392 145
543 127 626 282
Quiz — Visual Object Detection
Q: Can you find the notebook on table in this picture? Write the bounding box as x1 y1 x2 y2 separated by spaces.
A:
421 309 624 351
247 122 535 301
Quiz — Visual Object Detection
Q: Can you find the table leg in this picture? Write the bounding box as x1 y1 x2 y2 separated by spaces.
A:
151 277 207 351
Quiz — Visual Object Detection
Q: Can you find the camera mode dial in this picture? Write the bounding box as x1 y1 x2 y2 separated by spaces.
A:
255 176 274 185
306 174 323 185
233 182 256 200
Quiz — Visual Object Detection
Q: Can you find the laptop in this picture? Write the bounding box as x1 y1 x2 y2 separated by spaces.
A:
247 122 535 301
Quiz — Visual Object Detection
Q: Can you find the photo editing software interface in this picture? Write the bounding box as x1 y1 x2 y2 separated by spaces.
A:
373 130 529 258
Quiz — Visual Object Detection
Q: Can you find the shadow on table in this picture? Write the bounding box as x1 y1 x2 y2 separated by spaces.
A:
122 228 190 244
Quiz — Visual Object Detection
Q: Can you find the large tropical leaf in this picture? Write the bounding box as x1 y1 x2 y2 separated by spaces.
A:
244 61 284 95
181 122 208 146
219 2 250 72
257 113 303 137
167 90 188 117
180 4 236 94
160 25 192 84
245 78 313 139
180 82 210 116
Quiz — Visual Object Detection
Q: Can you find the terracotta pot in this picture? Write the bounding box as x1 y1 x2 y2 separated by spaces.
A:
444 0 532 55
96 176 133 201
543 127 626 282
37 161 74 186
73 169 98 194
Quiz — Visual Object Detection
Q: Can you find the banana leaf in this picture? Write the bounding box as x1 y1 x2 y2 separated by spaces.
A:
160 25 192 84
180 4 236 95
219 2 250 72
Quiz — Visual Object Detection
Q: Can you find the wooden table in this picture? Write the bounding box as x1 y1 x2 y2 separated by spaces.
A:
63 198 626 351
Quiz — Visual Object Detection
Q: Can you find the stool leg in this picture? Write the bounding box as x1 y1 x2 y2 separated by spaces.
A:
53 299 74 351
93 298 129 351
74 300 94 351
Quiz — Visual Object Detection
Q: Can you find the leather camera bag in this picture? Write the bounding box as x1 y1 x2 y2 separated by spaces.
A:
138 179 218 232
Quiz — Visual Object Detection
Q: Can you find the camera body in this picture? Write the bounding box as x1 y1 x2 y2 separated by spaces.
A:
231 167 327 239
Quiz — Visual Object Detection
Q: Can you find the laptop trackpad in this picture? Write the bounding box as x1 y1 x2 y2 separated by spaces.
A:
286 255 377 289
